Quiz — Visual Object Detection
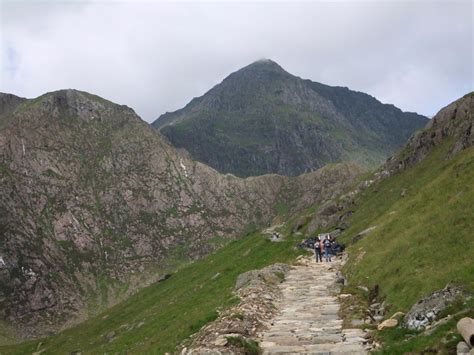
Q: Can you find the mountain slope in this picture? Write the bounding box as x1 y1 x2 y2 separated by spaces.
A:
0 93 26 121
304 92 474 351
1 93 471 354
0 89 361 339
0 232 303 354
152 59 428 177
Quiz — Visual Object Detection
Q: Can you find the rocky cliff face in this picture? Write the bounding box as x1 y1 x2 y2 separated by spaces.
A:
153 59 428 177
0 93 26 118
302 92 474 239
385 92 473 174
0 90 361 338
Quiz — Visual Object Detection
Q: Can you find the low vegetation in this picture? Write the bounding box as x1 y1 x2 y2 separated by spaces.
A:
335 141 474 350
0 233 303 354
340 142 474 308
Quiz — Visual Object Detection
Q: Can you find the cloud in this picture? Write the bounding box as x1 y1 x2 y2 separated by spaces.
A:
1 0 472 121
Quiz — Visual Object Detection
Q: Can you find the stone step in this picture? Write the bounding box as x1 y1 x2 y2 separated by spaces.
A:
260 258 367 354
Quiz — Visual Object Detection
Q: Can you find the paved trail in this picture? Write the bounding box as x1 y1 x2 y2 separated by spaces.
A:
260 257 367 354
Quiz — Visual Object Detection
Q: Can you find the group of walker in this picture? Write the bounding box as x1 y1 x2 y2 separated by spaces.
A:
313 234 335 262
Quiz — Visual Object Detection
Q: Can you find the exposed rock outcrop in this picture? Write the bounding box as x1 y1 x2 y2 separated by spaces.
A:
0 89 361 338
153 59 427 177
182 263 291 354
385 92 473 174
404 284 463 331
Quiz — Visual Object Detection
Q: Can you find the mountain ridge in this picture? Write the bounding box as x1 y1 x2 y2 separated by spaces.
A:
0 88 362 338
2 92 472 354
152 60 428 177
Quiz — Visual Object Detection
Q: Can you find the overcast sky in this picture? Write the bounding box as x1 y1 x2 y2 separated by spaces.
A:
1 0 472 122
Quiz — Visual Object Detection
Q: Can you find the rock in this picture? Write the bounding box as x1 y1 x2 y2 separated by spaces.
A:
158 274 172 282
292 216 307 233
390 312 405 320
351 319 365 326
213 336 228 346
404 284 463 330
339 294 352 299
373 315 384 323
457 341 470 354
424 315 452 336
104 331 116 342
377 318 398 330
357 286 369 293
352 226 377 244
457 317 474 347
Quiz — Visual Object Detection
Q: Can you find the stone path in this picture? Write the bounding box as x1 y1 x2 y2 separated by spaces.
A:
260 257 367 354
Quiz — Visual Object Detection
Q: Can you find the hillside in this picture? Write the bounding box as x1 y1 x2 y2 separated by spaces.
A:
152 59 428 177
347 92 473 301
305 92 474 352
0 90 361 340
2 93 471 354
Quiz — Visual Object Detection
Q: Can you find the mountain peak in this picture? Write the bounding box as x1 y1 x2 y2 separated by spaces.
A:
242 58 287 74
0 92 27 116
16 89 140 124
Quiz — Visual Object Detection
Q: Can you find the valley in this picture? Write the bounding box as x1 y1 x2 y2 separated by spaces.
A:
0 90 472 353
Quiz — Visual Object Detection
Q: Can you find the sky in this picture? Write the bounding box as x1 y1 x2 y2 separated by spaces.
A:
0 0 472 122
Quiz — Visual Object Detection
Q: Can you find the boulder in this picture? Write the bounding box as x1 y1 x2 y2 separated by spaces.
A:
404 284 462 330
339 294 352 299
457 317 474 347
213 336 228 347
390 312 405 320
456 341 470 354
377 318 398 330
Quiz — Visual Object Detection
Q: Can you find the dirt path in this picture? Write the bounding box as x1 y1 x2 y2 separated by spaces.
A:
259 257 367 354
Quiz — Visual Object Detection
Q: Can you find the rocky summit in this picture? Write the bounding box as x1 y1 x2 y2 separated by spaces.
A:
152 59 428 177
0 90 361 338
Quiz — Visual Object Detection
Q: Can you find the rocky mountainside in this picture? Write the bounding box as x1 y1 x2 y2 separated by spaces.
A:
385 92 473 174
294 92 474 350
0 93 26 119
0 90 361 338
152 59 428 177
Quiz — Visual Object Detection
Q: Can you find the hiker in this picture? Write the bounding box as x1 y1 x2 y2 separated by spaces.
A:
314 236 323 262
323 235 332 262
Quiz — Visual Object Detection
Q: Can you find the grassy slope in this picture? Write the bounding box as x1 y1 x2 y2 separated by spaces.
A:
340 141 474 309
336 140 474 351
0 233 302 354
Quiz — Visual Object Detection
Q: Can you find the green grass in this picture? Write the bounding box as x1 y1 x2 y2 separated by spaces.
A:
340 142 474 309
335 141 474 351
0 233 302 354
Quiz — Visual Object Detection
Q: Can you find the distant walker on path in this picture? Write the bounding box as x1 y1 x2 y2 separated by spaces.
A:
324 235 332 262
314 236 323 262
